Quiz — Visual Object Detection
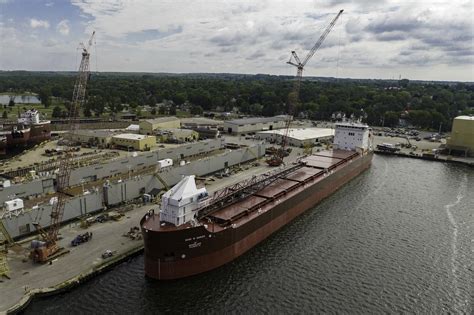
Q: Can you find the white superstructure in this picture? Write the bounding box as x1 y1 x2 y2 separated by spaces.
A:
2 198 24 218
333 122 371 151
18 109 40 124
160 175 208 226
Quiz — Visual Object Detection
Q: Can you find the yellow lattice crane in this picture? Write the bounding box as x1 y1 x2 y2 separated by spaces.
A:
0 220 14 278
30 31 95 263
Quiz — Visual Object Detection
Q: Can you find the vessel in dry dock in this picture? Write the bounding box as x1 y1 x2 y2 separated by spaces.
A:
141 122 373 280
0 109 51 154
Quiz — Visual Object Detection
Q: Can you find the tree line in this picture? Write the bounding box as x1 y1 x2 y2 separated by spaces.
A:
0 71 473 131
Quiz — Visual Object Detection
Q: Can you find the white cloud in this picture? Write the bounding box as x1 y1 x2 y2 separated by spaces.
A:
30 18 50 29
56 19 70 35
45 2 54 7
2 0 471 81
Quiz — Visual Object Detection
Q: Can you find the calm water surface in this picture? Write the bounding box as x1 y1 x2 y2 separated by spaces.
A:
23 155 474 314
0 95 40 105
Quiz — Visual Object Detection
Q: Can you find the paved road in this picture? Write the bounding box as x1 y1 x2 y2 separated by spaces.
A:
0 204 151 313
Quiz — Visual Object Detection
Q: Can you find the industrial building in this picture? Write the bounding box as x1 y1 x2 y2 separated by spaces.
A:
180 117 223 129
156 128 199 143
139 117 180 135
256 128 334 147
446 115 474 156
224 115 289 134
112 134 156 151
193 127 220 139
68 130 118 148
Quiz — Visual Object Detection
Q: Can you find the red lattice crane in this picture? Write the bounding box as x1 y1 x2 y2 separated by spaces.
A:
31 31 95 263
266 10 343 166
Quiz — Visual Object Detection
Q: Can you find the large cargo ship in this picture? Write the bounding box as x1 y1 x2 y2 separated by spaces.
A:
0 109 51 154
141 122 373 280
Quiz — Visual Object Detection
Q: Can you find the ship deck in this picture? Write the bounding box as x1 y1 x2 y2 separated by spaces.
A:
143 150 360 233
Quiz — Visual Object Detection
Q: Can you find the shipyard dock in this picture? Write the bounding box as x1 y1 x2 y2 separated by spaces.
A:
0 145 294 314
372 134 474 167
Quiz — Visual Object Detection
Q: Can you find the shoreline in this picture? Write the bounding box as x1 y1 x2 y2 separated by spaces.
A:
6 245 144 315
374 150 474 167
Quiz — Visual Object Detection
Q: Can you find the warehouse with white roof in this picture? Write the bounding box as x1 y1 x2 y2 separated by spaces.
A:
224 115 290 134
256 128 334 147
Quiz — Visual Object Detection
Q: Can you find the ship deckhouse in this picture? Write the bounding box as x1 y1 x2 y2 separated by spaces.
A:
333 122 371 152
18 109 40 125
160 175 208 226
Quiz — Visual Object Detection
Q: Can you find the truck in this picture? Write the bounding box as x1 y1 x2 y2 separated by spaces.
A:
71 232 93 246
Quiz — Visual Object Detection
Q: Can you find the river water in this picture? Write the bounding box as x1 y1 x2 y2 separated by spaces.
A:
22 155 474 314
0 95 41 105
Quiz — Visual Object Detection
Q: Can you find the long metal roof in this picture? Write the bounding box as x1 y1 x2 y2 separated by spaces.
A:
455 115 474 121
143 117 179 124
257 128 334 141
226 115 289 126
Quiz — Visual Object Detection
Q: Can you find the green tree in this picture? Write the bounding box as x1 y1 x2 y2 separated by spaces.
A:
398 79 409 88
83 107 92 117
38 89 51 108
171 92 187 105
8 97 15 107
190 105 203 115
384 111 399 127
2 111 8 119
169 105 177 115
52 105 63 118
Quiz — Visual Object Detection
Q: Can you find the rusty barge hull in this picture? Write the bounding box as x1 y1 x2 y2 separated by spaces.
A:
0 122 51 154
141 150 373 280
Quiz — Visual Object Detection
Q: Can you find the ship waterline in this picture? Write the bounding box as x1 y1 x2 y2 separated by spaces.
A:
142 150 373 280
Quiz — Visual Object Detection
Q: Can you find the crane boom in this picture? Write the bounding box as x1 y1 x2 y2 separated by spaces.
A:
267 10 343 166
301 10 343 67
31 31 95 263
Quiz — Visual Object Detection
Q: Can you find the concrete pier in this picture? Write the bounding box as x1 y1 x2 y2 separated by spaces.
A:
0 204 150 314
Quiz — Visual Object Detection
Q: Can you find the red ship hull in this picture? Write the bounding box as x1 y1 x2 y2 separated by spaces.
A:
142 150 373 280
0 122 51 154
28 122 51 144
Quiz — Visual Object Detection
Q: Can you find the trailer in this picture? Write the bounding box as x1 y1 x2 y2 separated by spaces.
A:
157 158 173 170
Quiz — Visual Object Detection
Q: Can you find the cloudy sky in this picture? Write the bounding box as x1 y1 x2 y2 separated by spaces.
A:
0 0 473 81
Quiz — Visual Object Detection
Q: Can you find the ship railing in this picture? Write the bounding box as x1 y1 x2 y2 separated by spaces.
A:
196 162 306 220
327 152 359 171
